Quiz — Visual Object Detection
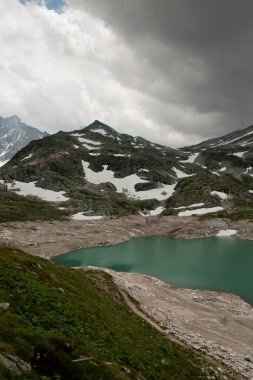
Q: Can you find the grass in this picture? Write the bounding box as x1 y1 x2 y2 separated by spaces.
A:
0 189 67 222
66 188 159 217
200 208 253 221
0 246 233 379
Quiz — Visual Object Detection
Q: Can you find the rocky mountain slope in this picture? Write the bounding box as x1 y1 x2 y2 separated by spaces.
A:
0 115 48 166
1 120 253 219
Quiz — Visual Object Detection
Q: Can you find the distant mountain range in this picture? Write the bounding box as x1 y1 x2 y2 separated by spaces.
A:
0 115 48 166
1 118 253 219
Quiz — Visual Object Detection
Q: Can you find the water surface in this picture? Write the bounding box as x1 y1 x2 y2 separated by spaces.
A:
53 236 253 305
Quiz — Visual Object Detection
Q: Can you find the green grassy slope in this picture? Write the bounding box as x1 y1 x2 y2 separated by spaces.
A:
0 247 233 379
0 188 67 222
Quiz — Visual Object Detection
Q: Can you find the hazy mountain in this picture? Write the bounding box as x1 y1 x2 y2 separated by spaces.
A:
1 120 253 219
186 124 253 150
0 115 48 166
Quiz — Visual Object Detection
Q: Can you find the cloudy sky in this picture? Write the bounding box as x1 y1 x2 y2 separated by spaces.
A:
1 0 253 147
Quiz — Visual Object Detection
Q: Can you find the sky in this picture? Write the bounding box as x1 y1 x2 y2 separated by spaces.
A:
1 0 253 147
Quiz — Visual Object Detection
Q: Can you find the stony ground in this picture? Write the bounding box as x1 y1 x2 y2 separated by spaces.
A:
103 269 253 379
1 215 253 378
1 215 253 259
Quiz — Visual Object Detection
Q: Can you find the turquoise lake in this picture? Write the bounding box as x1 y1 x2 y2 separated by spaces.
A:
53 236 253 305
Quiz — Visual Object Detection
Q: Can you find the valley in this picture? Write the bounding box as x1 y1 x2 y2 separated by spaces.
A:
1 118 253 378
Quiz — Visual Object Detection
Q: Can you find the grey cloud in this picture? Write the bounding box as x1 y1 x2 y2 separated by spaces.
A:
69 0 253 138
2 0 253 148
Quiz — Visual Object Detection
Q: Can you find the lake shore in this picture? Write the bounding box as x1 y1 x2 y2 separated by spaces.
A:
98 268 253 379
1 215 253 259
1 215 253 378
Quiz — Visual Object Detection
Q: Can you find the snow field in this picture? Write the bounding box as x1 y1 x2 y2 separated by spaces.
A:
82 160 176 201
0 180 69 202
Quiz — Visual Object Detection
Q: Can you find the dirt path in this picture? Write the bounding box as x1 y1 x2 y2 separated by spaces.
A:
117 287 243 379
119 289 164 333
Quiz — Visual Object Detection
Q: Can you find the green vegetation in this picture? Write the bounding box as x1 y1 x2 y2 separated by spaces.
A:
200 209 253 221
164 172 253 217
0 246 232 379
66 188 159 217
0 188 67 222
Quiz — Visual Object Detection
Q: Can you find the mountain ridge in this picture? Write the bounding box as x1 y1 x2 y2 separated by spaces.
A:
185 123 253 151
0 115 48 166
1 118 253 220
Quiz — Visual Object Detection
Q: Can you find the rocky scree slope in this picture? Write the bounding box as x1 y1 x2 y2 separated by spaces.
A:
1 120 253 219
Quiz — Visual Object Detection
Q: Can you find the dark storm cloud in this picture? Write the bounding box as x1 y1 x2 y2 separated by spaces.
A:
70 0 253 138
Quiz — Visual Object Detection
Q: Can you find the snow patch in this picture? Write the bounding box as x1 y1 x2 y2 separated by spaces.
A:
82 143 100 151
149 206 165 216
71 212 103 220
91 128 108 136
172 167 195 178
74 144 79 149
139 206 165 217
178 206 223 217
82 161 148 194
71 134 101 150
219 167 226 172
216 229 237 237
180 152 199 163
82 160 175 200
232 151 246 158
211 191 228 200
244 167 253 175
174 203 205 210
0 180 69 202
77 137 101 146
135 185 176 201
21 153 33 161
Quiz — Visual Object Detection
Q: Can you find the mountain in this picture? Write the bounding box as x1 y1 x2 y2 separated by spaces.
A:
186 124 253 150
182 124 253 177
0 115 48 166
1 120 253 220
